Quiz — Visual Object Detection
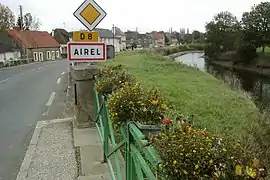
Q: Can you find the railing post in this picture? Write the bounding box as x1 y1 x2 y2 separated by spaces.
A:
103 97 109 163
126 122 137 180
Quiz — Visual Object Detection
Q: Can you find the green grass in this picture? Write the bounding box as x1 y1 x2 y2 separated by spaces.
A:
101 51 262 138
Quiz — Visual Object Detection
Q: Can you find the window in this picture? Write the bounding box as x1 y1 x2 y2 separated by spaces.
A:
47 51 51 60
51 51 55 60
39 52 43 61
33 52 38 61
56 51 60 58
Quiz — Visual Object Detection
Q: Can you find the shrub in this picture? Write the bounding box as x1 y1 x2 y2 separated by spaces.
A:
107 81 168 125
148 123 267 180
95 65 134 95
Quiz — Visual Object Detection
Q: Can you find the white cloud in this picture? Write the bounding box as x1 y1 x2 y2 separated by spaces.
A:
0 0 264 33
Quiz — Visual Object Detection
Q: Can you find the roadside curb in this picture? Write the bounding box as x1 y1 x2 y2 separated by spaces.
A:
0 61 56 72
15 117 73 180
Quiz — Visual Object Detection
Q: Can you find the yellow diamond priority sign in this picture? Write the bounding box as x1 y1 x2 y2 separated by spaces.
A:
73 0 107 31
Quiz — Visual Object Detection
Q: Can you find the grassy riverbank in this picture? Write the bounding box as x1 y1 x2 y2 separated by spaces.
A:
103 51 262 139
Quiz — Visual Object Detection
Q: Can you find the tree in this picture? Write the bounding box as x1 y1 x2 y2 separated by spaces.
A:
16 12 41 30
192 30 201 40
24 13 33 30
0 3 15 34
241 2 270 52
30 16 41 30
204 11 240 59
164 34 170 45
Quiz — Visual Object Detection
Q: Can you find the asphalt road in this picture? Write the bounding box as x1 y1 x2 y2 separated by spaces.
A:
0 60 69 180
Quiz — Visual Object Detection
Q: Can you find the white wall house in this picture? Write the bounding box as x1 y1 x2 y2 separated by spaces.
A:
0 43 21 66
112 26 126 51
99 37 120 52
94 28 121 52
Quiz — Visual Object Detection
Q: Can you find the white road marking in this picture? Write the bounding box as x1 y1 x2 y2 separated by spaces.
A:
0 79 8 83
45 92 56 106
19 72 24 76
61 72 65 75
57 77 61 84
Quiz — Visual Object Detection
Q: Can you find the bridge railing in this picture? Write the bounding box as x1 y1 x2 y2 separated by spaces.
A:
93 86 160 180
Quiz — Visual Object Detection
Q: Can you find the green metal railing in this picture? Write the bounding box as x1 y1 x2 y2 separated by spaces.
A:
93 87 160 180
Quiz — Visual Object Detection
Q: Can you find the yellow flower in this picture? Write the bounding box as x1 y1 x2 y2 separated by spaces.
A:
195 164 199 170
161 103 168 110
183 170 188 174
151 100 158 105
173 160 177 165
209 159 213 164
246 166 257 178
235 164 242 176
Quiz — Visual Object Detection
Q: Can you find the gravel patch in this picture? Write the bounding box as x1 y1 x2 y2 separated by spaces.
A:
26 122 77 180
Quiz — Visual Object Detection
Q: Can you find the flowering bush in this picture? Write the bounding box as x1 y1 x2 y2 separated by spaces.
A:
95 65 134 95
148 122 267 180
107 81 168 125
96 64 267 180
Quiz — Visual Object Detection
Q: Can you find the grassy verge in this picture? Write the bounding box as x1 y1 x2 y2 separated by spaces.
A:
102 51 262 139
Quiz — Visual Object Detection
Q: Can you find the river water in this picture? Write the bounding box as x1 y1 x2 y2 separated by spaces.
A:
175 52 270 108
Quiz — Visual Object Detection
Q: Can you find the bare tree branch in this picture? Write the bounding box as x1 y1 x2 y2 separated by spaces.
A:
30 16 41 30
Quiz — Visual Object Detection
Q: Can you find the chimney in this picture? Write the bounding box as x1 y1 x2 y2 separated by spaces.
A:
51 29 55 37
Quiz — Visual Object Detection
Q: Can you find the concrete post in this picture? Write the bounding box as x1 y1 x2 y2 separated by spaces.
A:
71 64 101 128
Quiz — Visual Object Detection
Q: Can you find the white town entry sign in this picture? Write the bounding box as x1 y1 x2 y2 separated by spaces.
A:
67 42 106 62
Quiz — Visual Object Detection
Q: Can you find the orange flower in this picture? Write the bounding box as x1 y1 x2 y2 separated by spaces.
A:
199 130 209 136
151 100 158 105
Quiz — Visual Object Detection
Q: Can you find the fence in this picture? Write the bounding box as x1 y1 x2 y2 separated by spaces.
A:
93 86 161 180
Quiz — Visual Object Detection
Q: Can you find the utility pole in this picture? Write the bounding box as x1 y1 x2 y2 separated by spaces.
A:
19 5 23 29
112 24 115 50
19 5 24 60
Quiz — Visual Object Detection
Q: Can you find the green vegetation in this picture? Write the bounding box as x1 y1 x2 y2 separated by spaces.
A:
97 52 268 179
104 51 260 136
205 2 270 65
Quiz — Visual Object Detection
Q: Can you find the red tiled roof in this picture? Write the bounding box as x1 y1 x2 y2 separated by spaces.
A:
153 32 164 40
7 29 60 48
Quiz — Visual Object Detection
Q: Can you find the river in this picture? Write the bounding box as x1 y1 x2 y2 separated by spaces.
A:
175 52 270 109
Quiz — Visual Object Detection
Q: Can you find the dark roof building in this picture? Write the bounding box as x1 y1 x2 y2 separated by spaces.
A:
52 28 71 44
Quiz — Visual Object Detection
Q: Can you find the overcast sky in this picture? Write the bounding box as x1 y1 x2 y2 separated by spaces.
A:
1 0 264 33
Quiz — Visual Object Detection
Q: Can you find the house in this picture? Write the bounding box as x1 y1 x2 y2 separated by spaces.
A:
51 28 72 56
112 27 126 51
125 31 139 49
153 32 165 47
165 32 179 46
94 28 121 52
137 34 153 48
1 27 61 61
146 33 157 48
0 42 21 67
